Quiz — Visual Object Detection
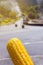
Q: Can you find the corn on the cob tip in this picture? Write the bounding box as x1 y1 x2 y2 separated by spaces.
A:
7 38 34 65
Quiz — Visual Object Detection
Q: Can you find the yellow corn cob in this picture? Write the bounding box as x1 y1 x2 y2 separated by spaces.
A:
7 38 34 65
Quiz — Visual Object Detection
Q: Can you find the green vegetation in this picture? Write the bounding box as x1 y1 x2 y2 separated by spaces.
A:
28 11 39 19
18 3 40 19
0 5 21 26
9 11 17 19
0 3 40 26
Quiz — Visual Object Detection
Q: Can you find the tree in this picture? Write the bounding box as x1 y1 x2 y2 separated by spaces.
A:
28 6 39 19
9 11 18 19
28 11 39 19
0 5 10 17
18 3 40 19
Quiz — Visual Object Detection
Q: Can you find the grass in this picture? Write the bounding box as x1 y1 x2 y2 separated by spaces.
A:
0 16 21 26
